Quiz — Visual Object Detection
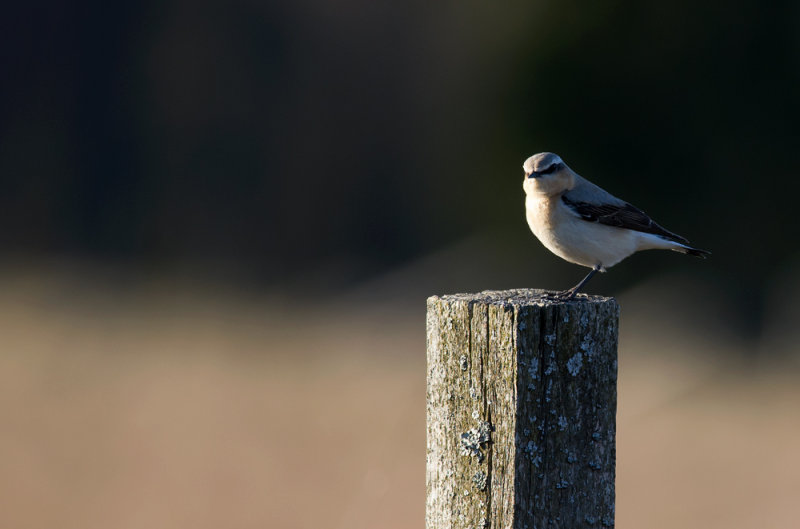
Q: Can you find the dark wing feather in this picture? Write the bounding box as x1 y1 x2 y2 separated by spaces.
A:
562 195 689 245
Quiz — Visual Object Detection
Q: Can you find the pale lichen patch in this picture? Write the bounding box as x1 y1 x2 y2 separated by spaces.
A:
558 415 569 430
472 471 487 491
566 352 583 376
459 421 493 463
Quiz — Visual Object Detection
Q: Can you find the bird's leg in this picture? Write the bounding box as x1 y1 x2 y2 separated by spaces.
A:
556 265 602 300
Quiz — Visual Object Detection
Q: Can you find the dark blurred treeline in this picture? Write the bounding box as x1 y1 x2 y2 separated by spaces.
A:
1 1 799 321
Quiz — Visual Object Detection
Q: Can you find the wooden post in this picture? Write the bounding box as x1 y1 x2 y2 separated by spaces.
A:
426 289 619 529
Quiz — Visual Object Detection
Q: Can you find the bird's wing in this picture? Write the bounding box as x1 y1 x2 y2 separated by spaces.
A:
561 194 689 245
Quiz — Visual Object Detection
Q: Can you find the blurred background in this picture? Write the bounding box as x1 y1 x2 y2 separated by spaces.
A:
2 1 799 528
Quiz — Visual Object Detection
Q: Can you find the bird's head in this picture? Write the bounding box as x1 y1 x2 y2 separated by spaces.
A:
522 152 574 196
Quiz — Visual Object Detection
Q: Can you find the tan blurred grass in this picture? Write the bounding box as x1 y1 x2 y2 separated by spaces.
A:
0 262 798 529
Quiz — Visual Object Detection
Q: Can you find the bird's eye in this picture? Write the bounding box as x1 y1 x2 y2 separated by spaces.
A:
538 163 561 175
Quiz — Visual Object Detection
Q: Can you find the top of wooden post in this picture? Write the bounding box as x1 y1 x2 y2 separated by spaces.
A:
428 288 615 307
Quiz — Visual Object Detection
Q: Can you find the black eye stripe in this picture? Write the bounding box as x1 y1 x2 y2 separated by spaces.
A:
537 163 562 175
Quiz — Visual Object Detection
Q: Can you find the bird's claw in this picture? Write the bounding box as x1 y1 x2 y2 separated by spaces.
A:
543 289 578 301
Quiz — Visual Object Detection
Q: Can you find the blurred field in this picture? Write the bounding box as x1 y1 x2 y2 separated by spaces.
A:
0 259 798 529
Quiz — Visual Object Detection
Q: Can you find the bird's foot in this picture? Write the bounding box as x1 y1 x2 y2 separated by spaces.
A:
543 289 579 301
544 265 601 301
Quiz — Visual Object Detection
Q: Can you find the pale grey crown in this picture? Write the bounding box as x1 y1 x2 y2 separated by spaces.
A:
523 152 565 176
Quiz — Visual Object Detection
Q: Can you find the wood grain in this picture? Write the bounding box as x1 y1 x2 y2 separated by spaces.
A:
426 289 619 528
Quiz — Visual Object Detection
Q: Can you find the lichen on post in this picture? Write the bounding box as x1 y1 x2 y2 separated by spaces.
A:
426 289 619 529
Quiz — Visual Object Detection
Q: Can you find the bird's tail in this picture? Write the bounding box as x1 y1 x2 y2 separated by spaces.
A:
672 244 711 259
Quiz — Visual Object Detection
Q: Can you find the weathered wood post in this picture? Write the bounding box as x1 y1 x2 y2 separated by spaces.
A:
426 289 619 529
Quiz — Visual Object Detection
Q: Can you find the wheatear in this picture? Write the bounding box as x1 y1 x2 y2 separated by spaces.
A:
523 152 709 299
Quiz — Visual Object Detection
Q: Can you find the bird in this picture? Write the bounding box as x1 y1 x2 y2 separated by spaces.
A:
522 152 709 299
